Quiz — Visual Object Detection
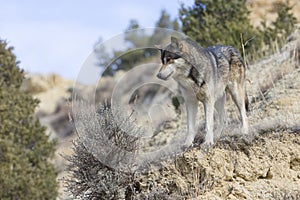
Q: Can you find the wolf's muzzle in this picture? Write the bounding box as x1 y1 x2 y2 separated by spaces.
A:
157 71 173 80
156 72 164 80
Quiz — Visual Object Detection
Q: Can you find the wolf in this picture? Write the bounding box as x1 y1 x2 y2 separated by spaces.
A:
155 36 249 146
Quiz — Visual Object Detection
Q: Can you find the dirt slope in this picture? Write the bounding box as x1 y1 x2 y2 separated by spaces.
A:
136 65 300 198
132 27 300 199
136 132 300 199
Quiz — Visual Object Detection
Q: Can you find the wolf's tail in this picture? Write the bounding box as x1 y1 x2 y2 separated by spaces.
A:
228 46 246 69
228 47 250 112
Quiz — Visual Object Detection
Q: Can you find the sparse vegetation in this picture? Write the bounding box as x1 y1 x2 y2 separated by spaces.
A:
0 40 58 199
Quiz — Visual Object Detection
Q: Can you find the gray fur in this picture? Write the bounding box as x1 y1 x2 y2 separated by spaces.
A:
156 37 249 146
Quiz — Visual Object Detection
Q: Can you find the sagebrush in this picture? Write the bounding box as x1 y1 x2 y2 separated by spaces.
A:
67 104 142 199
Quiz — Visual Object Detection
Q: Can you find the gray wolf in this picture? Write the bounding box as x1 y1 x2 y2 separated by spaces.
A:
155 37 249 146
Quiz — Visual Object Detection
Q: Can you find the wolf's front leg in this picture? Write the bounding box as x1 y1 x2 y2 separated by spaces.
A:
180 87 198 147
184 98 198 146
204 99 214 145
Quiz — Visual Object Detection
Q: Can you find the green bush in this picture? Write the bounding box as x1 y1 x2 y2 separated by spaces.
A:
0 40 58 199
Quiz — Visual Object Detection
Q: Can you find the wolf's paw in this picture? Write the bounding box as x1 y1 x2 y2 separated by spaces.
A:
181 137 194 150
203 140 214 147
204 135 214 146
242 128 249 135
185 137 195 145
201 138 214 152
181 143 193 151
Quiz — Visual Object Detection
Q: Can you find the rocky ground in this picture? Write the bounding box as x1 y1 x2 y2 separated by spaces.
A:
134 131 300 199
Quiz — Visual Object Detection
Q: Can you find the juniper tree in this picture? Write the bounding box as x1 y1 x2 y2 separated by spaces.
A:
0 39 58 199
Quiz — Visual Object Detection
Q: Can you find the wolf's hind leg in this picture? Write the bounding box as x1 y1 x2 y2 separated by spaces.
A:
227 83 249 134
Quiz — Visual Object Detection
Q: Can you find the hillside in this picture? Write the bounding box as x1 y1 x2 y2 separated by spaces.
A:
134 39 300 199
127 26 300 199
247 0 300 27
21 26 300 199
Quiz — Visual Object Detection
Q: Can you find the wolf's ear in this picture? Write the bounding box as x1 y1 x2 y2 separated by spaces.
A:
171 36 183 50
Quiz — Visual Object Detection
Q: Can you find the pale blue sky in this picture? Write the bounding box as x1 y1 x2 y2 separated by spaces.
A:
1 0 194 80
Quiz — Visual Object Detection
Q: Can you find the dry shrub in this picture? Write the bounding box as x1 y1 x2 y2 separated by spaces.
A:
66 103 142 199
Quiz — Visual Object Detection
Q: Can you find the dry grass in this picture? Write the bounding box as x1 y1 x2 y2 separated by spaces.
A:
272 190 300 200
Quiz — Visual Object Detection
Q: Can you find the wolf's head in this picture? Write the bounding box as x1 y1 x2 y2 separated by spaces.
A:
155 37 190 80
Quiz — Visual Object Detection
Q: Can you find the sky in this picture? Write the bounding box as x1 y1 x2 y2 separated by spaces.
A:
1 0 194 81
